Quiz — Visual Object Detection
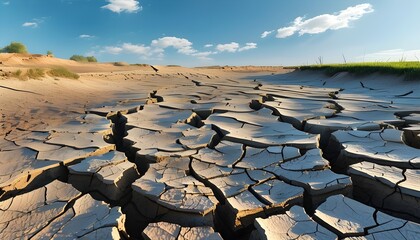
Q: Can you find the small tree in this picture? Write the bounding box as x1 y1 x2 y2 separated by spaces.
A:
1 42 28 53
47 50 53 56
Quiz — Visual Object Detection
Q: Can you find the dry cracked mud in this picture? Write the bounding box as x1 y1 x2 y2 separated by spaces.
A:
1 69 419 239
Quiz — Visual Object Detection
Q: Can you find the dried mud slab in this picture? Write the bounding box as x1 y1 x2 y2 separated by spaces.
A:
264 149 352 206
131 157 218 227
349 161 420 221
205 108 318 149
1 127 115 200
329 129 420 169
250 206 337 240
190 142 351 232
142 222 223 240
262 96 338 129
314 194 420 239
0 180 124 239
68 151 140 201
221 180 304 232
125 104 193 131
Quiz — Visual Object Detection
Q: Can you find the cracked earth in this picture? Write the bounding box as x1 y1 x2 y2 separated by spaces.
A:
0 66 419 239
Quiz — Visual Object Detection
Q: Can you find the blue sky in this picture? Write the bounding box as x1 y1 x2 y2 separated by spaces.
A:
1 0 420 66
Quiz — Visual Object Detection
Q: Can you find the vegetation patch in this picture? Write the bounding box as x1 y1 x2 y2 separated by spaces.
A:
300 62 420 80
26 68 45 79
1 42 28 53
113 61 129 66
6 68 45 80
130 63 149 67
48 67 80 79
70 55 97 63
11 69 23 78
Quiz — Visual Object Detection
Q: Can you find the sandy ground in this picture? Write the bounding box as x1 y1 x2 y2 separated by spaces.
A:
0 53 289 136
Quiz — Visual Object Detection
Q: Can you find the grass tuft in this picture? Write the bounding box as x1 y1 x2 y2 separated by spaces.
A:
26 68 45 79
113 61 129 66
300 62 420 80
48 67 79 79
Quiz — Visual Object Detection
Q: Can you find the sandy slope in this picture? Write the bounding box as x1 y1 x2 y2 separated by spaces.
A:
0 54 288 135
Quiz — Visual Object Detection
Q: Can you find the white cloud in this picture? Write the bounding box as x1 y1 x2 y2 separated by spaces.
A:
121 43 151 55
239 43 257 52
100 36 213 60
216 42 240 53
2 1 10 5
151 37 197 55
216 42 257 53
79 34 95 39
276 26 297 38
103 46 123 55
263 3 374 39
22 18 46 28
22 22 38 28
359 49 420 62
261 30 273 38
99 36 256 61
192 51 216 60
102 0 141 13
204 44 213 48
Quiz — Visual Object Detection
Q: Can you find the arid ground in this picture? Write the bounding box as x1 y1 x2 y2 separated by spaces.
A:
1 54 419 239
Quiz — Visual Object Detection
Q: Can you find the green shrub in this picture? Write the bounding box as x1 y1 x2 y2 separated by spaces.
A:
47 50 53 56
1 42 28 53
130 63 149 67
86 56 97 62
48 67 79 79
70 55 97 62
70 55 87 62
113 61 129 66
26 68 45 79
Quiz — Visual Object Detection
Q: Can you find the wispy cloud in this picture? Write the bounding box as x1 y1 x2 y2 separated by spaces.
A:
263 3 374 39
151 37 197 55
99 36 214 60
359 49 420 62
2 1 10 5
103 46 124 55
79 34 95 39
22 22 38 28
216 42 239 53
216 42 257 53
261 31 273 38
102 0 142 13
22 18 46 28
97 37 255 61
121 43 151 55
238 43 257 52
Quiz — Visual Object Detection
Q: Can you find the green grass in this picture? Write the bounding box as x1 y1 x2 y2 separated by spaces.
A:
300 62 420 80
48 67 79 79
